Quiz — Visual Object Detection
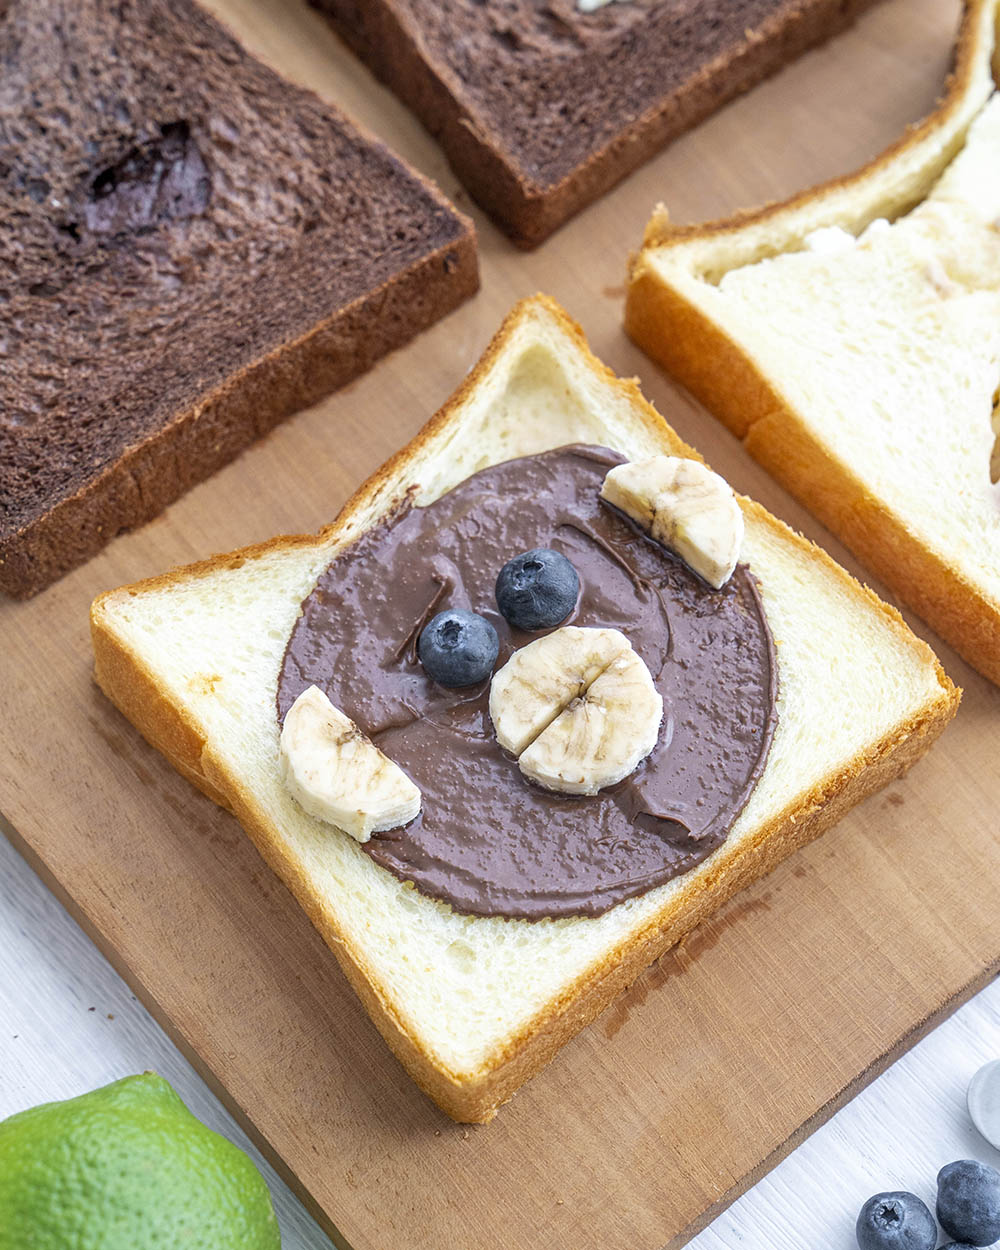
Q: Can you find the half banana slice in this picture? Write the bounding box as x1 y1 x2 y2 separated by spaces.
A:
601 455 743 588
279 685 420 842
490 627 662 796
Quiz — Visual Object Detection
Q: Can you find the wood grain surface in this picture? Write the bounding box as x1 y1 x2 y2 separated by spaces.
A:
2 2 997 1249
3 826 999 1250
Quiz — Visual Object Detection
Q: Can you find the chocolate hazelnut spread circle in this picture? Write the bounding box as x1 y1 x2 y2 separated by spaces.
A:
277 446 777 921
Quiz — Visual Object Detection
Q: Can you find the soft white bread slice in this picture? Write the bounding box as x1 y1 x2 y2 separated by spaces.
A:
90 296 958 1122
626 0 1000 684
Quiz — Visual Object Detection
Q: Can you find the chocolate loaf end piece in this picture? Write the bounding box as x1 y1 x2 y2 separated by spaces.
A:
310 0 882 246
0 0 478 597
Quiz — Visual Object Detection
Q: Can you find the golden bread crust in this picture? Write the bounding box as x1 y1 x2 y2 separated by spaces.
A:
638 0 998 251
626 0 1000 683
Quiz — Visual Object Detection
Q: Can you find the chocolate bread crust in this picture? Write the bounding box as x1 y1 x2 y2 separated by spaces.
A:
0 0 477 598
311 0 884 247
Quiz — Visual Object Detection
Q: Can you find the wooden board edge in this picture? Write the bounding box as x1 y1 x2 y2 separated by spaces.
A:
0 807 359 1250
663 960 1000 1249
4 794 997 1250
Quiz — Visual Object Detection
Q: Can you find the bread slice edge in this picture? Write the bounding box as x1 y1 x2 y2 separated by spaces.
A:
625 0 1000 682
311 0 883 246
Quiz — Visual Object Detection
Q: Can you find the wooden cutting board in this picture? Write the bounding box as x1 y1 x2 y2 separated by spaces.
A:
2 1 997 1247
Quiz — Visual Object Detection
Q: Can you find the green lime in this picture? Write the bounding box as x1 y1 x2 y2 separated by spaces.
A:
0 1072 281 1249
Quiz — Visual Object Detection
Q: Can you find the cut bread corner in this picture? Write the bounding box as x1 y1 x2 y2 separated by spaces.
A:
626 0 1000 684
91 295 959 1122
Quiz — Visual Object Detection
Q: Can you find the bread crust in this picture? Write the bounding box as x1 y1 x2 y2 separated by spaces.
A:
310 0 882 248
5 241 477 601
626 0 1000 683
0 0 478 600
635 0 1000 253
91 295 959 1121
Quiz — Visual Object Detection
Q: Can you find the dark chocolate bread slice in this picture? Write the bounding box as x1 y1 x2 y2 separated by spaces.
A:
310 0 883 247
0 0 477 597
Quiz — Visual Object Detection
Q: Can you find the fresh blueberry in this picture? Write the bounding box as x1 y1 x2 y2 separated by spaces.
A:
495 548 579 631
941 1244 979 1248
418 609 499 687
856 1192 937 1250
937 1159 1000 1245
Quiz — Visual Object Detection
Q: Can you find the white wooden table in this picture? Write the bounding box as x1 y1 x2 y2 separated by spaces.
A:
2 826 998 1249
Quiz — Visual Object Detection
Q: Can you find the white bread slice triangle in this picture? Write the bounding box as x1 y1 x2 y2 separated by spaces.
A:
626 0 1000 684
91 296 957 1122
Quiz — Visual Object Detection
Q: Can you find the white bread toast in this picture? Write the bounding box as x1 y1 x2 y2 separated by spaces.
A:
626 0 1000 684
90 296 958 1122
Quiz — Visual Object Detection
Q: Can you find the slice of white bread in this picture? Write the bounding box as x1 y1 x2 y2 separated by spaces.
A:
626 0 1000 684
90 296 958 1122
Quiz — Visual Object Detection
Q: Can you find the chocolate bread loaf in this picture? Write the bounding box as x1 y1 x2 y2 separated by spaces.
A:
0 0 477 597
310 0 883 246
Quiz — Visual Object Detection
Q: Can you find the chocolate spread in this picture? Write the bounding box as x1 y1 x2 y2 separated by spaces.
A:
277 446 777 921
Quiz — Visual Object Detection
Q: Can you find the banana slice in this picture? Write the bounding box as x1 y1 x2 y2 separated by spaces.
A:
489 626 662 796
600 455 744 588
489 626 631 755
279 685 420 842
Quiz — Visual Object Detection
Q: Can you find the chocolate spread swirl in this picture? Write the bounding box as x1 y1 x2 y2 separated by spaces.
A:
277 446 777 920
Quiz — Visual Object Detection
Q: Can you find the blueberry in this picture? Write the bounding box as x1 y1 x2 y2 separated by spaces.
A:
937 1160 1000 1245
418 609 499 687
856 1192 937 1250
495 548 579 631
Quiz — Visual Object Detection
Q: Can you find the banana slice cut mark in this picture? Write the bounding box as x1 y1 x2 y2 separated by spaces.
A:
600 455 743 589
280 684 421 842
489 627 663 796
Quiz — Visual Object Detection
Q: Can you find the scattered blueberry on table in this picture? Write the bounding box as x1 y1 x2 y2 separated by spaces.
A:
936 1159 1000 1246
855 1191 937 1250
855 1063 1000 1250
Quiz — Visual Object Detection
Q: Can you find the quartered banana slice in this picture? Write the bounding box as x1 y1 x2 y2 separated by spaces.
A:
489 627 662 796
600 455 743 588
279 685 420 842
